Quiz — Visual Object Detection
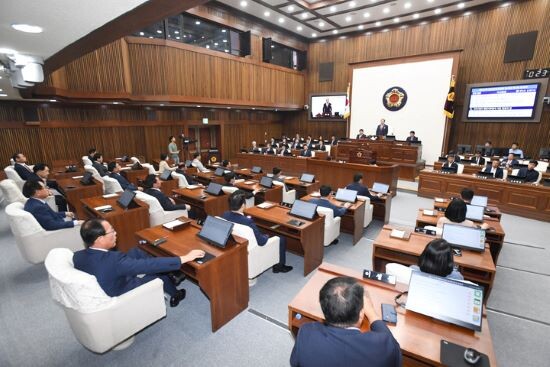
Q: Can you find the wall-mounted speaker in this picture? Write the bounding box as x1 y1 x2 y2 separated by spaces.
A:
319 62 333 82
262 38 272 62
504 31 537 63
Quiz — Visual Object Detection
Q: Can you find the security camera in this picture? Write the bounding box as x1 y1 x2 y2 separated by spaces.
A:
544 96 550 105
304 104 309 110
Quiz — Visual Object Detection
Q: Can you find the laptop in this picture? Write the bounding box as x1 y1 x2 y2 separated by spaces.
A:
334 188 357 203
299 173 315 183
371 182 389 194
260 176 273 188
117 190 137 209
214 167 225 176
251 166 262 174
471 195 488 207
289 200 318 220
197 216 234 248
406 271 484 332
159 170 172 180
204 182 223 196
441 223 486 252
465 204 485 222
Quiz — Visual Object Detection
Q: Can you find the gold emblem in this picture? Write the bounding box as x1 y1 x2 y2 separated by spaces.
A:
385 88 405 108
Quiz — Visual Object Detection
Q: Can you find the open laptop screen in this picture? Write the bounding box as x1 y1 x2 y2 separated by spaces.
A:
117 190 136 209
471 195 488 207
251 166 262 173
214 167 225 176
372 182 389 194
441 223 486 252
465 204 485 222
299 173 315 183
197 216 234 248
205 182 223 196
289 200 317 220
407 271 484 331
335 188 357 203
260 176 273 188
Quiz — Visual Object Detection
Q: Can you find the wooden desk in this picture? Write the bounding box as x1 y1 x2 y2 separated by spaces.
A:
121 168 149 186
283 177 321 199
373 226 496 301
301 194 365 245
52 167 85 180
159 178 179 197
81 195 150 252
415 209 505 264
194 171 226 186
245 205 325 276
418 169 550 222
232 168 263 180
433 198 502 220
234 153 308 177
288 263 497 366
137 222 249 332
57 178 103 219
234 180 283 204
172 187 228 219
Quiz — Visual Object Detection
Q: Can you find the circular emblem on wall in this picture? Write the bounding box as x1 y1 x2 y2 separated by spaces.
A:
382 86 407 111
210 156 217 163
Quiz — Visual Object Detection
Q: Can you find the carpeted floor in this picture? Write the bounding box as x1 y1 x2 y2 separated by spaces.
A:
0 187 548 366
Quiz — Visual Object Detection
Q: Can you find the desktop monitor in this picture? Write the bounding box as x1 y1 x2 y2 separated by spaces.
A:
117 190 136 209
299 173 315 183
372 182 389 194
214 167 225 176
260 176 273 188
465 204 485 222
80 171 94 185
251 166 262 173
159 170 172 180
471 195 488 207
205 182 223 196
335 188 357 203
289 200 318 220
406 271 484 331
441 223 486 252
197 216 234 248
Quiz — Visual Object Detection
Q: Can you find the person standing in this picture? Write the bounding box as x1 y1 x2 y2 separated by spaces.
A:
168 135 180 165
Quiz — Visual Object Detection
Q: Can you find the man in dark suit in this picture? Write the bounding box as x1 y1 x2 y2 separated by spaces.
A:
222 191 292 273
280 144 293 156
346 173 381 202
472 151 486 166
330 135 338 146
22 180 83 230
250 141 262 154
87 148 97 163
300 144 312 157
264 143 277 155
518 160 540 183
442 155 459 172
308 185 349 218
405 131 418 142
107 162 139 191
73 218 204 307
482 141 494 157
28 163 68 211
143 174 188 211
290 276 402 367
356 129 367 140
322 98 332 116
500 153 519 168
483 160 504 179
375 118 389 137
91 153 108 176
12 152 34 180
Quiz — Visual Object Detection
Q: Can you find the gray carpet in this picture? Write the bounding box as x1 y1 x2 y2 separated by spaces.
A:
0 190 548 367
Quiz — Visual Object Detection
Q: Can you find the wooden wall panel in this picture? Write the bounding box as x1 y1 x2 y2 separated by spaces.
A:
290 0 550 157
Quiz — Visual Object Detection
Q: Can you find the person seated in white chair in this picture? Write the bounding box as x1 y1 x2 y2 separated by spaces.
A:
91 153 109 177
191 152 208 172
28 163 68 211
222 191 292 274
143 174 191 213
158 153 178 174
437 199 489 229
73 218 204 307
107 162 141 191
12 152 34 180
410 239 464 280
308 185 349 218
23 180 83 230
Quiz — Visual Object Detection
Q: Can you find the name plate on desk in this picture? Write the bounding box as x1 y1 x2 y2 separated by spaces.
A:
423 209 437 216
257 202 276 209
186 185 200 190
244 181 255 185
435 197 446 203
390 229 411 240
363 269 396 285
162 218 191 231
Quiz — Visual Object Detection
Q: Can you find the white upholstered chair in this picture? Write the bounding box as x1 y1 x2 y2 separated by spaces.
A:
457 164 465 174
130 157 156 175
385 263 413 285
221 185 254 207
316 206 340 247
218 217 279 286
81 156 92 167
45 248 166 353
171 172 189 188
536 161 548 172
102 176 123 194
5 202 83 264
272 180 296 205
357 195 374 227
4 165 25 190
84 165 105 193
502 169 508 180
535 171 543 184
134 191 188 226
0 179 27 204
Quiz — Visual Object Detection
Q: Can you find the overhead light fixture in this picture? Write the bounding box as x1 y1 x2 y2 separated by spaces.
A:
366 31 372 35
500 2 511 7
330 6 337 12
311 33 317 37
382 28 389 32
278 17 285 23
434 8 442 14
375 21 381 26
222 29 227 32
156 29 162 34
349 1 356 7
332 30 338 34
319 21 325 27
297 26 303 31
404 2 412 9
240 1 247 7
0 93 8 97
197 105 201 107
358 25 364 29
174 30 179 34
400 25 408 29
139 32 144 36
301 13 308 19
11 24 43 33
224 49 229 53
206 45 210 49
427 0 434 3
393 17 400 23
363 12 370 18
441 17 449 21
264 11 270 17
195 21 201 25
288 5 294 11
383 7 390 14
214 42 218 46
457 2 465 9
223 39 228 42
420 21 428 25
49 99 56 102
463 11 472 16
176 36 181 40
413 13 420 19
345 16 352 22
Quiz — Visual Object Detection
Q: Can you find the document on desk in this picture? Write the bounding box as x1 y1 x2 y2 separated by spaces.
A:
72 175 84 179
186 185 200 189
258 202 275 209
102 193 118 198
310 192 321 197
435 197 445 203
163 219 188 230
423 209 436 216
390 229 406 239
244 181 255 185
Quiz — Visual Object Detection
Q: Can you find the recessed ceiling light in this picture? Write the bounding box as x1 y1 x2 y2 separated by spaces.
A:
363 12 370 18
288 5 294 11
264 11 270 17
366 31 372 35
404 2 412 9
375 21 381 26
383 7 390 14
332 30 338 34
319 21 325 27
427 0 434 3
297 26 303 31
311 33 317 37
457 2 465 9
413 13 420 19
139 31 144 36
500 2 511 7
0 94 8 97
11 24 43 33
370 0 377 2
420 21 428 25
156 30 162 34
349 1 356 7
330 6 337 12
223 39 227 42
278 17 285 23
345 16 352 22
441 17 449 21
400 25 408 29
358 25 364 29
206 45 210 49
463 11 472 16
195 21 201 25
174 30 179 34
434 8 442 14
240 1 247 7
301 13 308 19
382 28 389 32
393 17 400 23
222 29 227 32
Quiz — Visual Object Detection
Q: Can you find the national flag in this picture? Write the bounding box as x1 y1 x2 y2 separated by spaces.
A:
444 75 456 118
343 82 351 119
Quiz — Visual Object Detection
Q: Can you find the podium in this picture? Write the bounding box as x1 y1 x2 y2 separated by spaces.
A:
348 148 376 165
207 148 221 164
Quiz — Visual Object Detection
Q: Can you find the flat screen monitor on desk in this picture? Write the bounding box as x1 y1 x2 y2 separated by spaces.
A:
466 204 485 222
197 216 234 248
289 200 318 220
442 223 486 252
371 182 389 194
260 176 273 188
406 271 484 331
335 188 357 203
251 166 262 174
214 167 225 176
471 195 488 207
299 173 315 183
117 190 137 209
205 182 223 196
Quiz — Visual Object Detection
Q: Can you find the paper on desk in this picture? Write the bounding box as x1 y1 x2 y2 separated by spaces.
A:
94 205 112 211
434 198 445 202
310 192 321 197
186 185 200 189
72 176 84 179
423 209 435 216
233 179 244 183
258 202 275 209
391 229 405 238
244 181 255 185
163 219 184 229
120 167 131 170
102 194 118 198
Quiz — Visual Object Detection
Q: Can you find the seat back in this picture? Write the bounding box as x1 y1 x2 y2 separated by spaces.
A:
317 206 340 246
4 166 25 190
357 195 373 227
102 176 123 194
385 263 413 285
0 179 27 204
130 156 140 164
535 161 548 173
273 180 296 204
171 172 189 188
82 156 92 167
457 164 464 174
5 201 44 238
536 171 543 184
222 186 239 195
502 169 508 180
134 191 186 226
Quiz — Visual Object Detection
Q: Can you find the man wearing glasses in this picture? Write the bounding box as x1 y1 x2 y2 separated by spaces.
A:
73 218 205 308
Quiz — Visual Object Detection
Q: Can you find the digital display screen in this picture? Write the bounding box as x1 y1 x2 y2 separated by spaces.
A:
442 223 486 252
467 83 540 119
471 195 488 207
197 216 233 248
335 188 357 203
289 200 317 220
465 204 485 222
310 94 347 120
372 182 389 193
